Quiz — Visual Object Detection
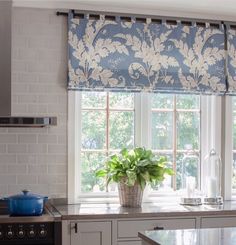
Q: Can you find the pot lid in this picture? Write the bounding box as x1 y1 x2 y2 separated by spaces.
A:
9 190 44 200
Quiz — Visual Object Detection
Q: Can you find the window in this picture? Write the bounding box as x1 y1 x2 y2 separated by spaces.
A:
150 94 200 192
68 91 203 201
80 92 135 193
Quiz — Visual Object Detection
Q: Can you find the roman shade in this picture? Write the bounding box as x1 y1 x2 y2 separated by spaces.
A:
68 11 226 94
227 25 236 93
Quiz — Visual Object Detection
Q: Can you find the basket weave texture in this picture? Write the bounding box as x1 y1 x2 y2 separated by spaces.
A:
118 181 144 207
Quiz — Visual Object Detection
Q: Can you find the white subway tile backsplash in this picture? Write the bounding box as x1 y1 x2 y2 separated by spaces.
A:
38 174 66 184
18 48 38 60
48 145 66 154
8 144 27 154
17 175 38 184
12 60 27 72
28 165 47 174
17 73 39 83
12 84 29 94
0 165 8 174
0 155 17 164
0 135 17 144
58 135 67 144
49 184 67 194
11 104 28 114
8 165 27 174
36 155 57 164
0 175 17 185
0 185 8 195
0 8 67 198
17 155 37 165
38 135 57 144
0 145 7 153
18 134 37 144
38 94 59 104
8 184 50 195
48 164 66 174
28 104 48 114
28 144 47 154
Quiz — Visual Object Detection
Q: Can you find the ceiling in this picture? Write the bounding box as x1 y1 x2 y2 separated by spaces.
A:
13 0 236 21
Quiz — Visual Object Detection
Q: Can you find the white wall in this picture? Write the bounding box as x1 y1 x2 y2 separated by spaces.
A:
0 8 68 198
12 0 236 22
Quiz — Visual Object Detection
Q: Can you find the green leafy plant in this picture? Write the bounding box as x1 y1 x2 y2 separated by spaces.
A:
96 147 174 190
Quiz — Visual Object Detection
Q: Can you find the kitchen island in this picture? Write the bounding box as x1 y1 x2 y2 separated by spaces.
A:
138 227 236 245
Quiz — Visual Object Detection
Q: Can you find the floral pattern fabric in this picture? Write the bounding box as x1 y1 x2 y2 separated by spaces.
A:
68 12 226 94
227 27 236 93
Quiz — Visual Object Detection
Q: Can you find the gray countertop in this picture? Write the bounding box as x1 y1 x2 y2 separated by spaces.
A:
138 227 236 245
54 201 236 220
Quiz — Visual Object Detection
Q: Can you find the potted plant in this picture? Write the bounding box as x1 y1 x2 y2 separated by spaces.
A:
96 147 174 207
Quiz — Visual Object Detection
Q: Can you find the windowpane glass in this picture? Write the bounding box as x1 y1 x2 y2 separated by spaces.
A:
176 95 200 109
110 111 134 149
82 111 106 149
80 92 135 194
177 112 200 150
82 92 106 108
152 94 173 109
176 152 200 191
151 94 200 191
109 93 134 109
79 92 201 195
81 152 107 193
151 153 173 191
152 112 173 150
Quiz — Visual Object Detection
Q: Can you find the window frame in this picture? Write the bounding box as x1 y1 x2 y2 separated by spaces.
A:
225 96 233 199
68 91 227 203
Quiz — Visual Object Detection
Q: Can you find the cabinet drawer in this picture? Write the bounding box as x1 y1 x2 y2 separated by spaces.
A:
117 218 195 239
117 241 142 245
201 217 236 228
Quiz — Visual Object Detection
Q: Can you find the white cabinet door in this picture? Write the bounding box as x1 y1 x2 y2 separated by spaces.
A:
70 221 111 245
201 217 236 228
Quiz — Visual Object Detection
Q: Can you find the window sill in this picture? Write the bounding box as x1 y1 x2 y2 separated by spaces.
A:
72 194 184 205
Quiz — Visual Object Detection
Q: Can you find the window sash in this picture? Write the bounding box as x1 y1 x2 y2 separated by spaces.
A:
68 91 225 202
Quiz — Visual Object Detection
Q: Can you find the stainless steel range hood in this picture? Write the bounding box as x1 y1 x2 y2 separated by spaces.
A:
0 1 56 127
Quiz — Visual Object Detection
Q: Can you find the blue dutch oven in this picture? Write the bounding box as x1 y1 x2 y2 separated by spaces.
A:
5 190 48 216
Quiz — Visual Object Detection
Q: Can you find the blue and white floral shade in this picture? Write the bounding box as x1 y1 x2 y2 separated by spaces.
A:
68 11 226 94
227 27 236 93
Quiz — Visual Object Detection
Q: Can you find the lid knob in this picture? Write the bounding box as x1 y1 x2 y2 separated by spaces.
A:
22 190 30 195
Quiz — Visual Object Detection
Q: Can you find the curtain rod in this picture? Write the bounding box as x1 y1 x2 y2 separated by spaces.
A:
56 11 236 28
56 11 68 16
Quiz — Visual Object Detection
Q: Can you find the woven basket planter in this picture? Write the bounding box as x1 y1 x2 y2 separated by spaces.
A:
118 181 144 207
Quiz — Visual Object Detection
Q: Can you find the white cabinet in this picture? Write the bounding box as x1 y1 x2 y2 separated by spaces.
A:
201 216 236 228
70 221 112 245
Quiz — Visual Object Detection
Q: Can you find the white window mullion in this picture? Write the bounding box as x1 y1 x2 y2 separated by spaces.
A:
141 92 152 148
200 95 222 194
134 93 141 147
224 96 233 200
